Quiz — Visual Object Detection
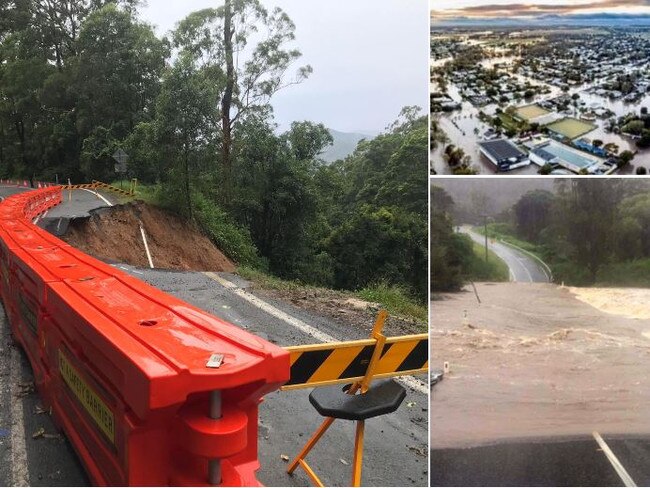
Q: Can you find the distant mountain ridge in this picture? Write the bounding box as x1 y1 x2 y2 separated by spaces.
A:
319 129 375 163
431 13 650 28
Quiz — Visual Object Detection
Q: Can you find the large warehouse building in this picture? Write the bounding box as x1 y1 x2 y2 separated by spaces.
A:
478 139 530 171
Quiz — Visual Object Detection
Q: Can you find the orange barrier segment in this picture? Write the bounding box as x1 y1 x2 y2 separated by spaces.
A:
0 186 290 486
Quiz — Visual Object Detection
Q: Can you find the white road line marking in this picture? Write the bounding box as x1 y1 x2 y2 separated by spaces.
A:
498 239 553 282
517 257 534 282
204 272 428 395
10 347 30 486
593 431 637 487
79 188 113 207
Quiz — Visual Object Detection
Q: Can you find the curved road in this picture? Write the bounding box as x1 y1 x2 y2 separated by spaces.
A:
460 226 550 283
0 184 428 487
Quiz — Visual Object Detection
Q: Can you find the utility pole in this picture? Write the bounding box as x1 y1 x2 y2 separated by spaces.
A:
483 215 488 263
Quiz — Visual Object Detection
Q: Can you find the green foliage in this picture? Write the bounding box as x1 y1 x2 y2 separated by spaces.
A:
0 1 428 303
327 205 426 297
596 259 650 287
513 189 554 242
357 283 427 324
237 267 426 324
476 179 650 287
464 240 509 282
0 1 166 182
430 186 471 292
192 192 261 268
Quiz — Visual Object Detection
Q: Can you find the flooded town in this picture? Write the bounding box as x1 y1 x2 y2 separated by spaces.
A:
431 27 650 175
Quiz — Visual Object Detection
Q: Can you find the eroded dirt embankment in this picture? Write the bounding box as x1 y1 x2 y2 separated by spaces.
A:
63 201 235 272
431 282 650 449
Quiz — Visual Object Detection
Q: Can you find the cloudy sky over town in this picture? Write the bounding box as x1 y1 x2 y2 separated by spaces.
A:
431 0 650 19
141 0 428 134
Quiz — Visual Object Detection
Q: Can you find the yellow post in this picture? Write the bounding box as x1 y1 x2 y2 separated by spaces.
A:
131 178 138 196
359 310 388 393
351 421 366 486
287 417 335 475
286 310 391 487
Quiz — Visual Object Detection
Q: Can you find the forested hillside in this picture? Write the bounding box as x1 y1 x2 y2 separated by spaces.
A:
0 0 427 301
484 179 650 286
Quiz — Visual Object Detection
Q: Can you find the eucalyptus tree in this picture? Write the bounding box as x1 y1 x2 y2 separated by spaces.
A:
172 0 312 199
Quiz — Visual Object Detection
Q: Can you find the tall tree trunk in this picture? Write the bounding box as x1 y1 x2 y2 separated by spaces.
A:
184 137 192 220
15 119 26 173
220 0 234 204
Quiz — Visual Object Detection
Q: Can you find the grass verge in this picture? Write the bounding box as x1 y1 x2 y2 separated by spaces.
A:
109 179 160 204
238 266 427 325
465 239 509 282
475 224 546 261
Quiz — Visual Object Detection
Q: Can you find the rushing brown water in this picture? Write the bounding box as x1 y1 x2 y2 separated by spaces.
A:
430 283 650 448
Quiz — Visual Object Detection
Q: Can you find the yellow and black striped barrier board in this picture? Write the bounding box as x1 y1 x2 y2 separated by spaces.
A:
92 180 134 196
62 184 96 190
282 334 428 390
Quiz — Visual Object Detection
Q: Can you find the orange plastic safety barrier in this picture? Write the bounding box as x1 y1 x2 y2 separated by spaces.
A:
0 186 289 486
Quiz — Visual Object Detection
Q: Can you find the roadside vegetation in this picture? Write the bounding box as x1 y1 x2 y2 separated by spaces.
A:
238 266 427 325
0 1 427 304
431 184 508 293
467 241 510 282
471 180 650 287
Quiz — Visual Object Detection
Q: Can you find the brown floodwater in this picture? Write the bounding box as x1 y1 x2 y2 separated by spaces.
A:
430 282 650 448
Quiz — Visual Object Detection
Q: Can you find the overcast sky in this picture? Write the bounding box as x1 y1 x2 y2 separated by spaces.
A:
431 0 650 19
140 0 428 134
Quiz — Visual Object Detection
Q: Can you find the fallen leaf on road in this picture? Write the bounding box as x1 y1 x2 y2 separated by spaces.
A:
17 382 35 397
339 458 349 465
280 454 289 462
32 427 45 439
408 446 427 457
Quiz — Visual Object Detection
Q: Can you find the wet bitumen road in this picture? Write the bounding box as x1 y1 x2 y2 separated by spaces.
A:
113 267 429 487
430 434 650 486
461 226 550 283
0 185 105 487
0 185 428 487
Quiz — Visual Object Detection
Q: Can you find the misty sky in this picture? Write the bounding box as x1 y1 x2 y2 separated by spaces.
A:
431 0 650 19
139 0 428 134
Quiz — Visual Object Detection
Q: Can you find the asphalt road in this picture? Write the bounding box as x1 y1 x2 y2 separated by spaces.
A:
0 185 428 487
0 185 109 487
461 226 550 283
431 434 650 486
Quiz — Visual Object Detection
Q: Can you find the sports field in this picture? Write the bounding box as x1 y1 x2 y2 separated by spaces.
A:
546 118 596 140
515 104 550 121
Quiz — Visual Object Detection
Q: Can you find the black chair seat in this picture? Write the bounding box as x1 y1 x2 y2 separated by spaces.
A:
309 379 406 421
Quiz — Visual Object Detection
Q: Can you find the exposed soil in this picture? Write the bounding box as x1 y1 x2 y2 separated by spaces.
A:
251 286 424 337
61 201 422 335
63 201 235 272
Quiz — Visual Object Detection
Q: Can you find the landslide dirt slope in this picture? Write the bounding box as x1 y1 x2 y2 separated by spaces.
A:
63 201 235 272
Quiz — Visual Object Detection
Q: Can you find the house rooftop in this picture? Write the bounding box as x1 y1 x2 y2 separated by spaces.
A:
478 139 526 162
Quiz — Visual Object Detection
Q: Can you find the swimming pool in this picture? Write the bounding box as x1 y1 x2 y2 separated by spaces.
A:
543 141 599 170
